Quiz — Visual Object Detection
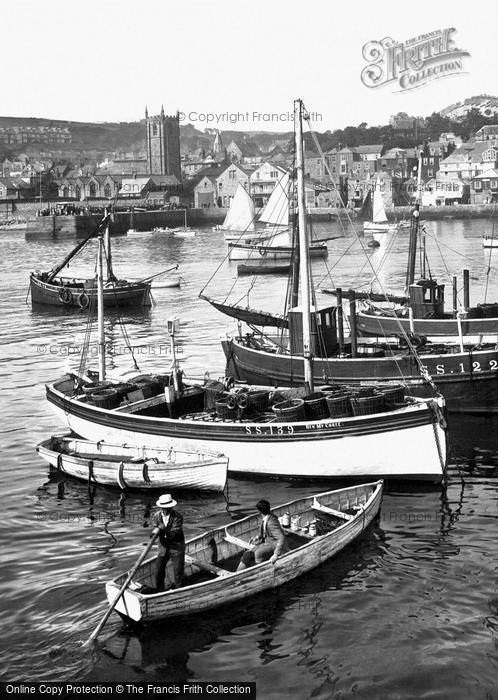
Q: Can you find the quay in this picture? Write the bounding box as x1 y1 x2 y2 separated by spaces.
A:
24 208 227 239
21 202 498 239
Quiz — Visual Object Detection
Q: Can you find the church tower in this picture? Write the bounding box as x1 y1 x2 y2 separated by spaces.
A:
145 105 181 180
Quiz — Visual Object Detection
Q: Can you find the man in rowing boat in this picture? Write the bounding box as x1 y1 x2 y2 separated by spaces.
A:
151 494 185 591
237 499 289 570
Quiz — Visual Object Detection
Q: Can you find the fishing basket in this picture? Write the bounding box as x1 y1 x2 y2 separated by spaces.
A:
379 384 406 406
204 380 226 410
151 374 173 389
349 386 376 398
350 392 386 416
215 399 236 420
325 392 353 418
134 377 163 398
88 388 121 410
247 389 270 413
303 392 329 419
81 381 113 395
317 384 346 395
271 398 305 422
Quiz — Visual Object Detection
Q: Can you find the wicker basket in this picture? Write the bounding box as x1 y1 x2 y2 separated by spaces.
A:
88 388 121 409
247 390 270 413
350 393 386 416
318 384 346 395
82 381 113 395
272 398 305 422
134 378 163 398
325 392 352 418
380 384 406 406
303 392 329 419
215 400 236 420
151 374 172 389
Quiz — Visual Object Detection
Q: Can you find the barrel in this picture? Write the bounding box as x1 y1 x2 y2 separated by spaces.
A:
272 398 305 422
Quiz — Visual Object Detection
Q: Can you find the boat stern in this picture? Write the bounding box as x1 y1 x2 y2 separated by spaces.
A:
105 582 144 622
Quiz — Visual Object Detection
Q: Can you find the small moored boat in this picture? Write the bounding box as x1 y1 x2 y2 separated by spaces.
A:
105 480 383 622
483 235 498 249
36 434 228 492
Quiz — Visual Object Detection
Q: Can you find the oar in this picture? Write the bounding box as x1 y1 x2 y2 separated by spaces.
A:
84 532 158 647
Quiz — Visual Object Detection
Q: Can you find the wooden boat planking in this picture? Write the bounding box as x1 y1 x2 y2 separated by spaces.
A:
105 481 383 622
36 435 228 492
46 375 447 481
30 274 151 308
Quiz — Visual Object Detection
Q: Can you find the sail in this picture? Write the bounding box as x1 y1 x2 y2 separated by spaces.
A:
221 185 256 232
200 295 288 328
258 172 290 227
372 180 388 224
358 190 372 220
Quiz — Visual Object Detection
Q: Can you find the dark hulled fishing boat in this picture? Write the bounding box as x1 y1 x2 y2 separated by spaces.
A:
217 150 498 414
30 215 151 309
354 165 498 340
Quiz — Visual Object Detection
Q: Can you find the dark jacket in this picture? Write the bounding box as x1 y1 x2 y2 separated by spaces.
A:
258 512 289 557
152 509 185 555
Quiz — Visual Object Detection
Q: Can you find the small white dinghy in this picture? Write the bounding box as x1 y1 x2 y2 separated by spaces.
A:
36 435 228 492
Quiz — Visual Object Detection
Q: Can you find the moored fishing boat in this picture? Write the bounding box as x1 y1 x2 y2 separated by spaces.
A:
222 327 498 414
355 158 498 340
30 215 151 309
228 239 327 261
105 481 383 622
237 262 291 276
36 434 228 492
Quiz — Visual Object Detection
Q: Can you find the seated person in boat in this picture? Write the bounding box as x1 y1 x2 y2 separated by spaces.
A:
237 499 289 570
151 494 185 591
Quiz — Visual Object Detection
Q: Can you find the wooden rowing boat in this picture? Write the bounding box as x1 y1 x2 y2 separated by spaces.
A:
36 435 228 492
105 480 383 622
237 263 291 276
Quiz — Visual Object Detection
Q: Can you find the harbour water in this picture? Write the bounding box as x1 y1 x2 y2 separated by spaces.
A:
0 220 497 698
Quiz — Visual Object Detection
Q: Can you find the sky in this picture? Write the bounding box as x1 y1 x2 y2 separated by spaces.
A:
4 0 497 132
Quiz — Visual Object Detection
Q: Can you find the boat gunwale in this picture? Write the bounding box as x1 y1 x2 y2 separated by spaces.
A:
46 380 440 434
227 334 498 365
37 435 228 463
108 481 383 600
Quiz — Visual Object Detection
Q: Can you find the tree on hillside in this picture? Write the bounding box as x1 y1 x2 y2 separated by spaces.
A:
453 109 498 140
425 112 452 139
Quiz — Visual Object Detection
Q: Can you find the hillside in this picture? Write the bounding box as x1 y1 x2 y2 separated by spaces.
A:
1 96 497 162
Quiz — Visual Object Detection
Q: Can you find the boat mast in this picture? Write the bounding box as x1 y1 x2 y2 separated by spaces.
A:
45 214 109 284
97 233 106 381
294 98 314 393
103 210 115 282
406 151 423 289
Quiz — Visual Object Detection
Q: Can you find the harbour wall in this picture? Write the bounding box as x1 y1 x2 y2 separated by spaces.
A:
19 202 498 239
25 208 227 239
